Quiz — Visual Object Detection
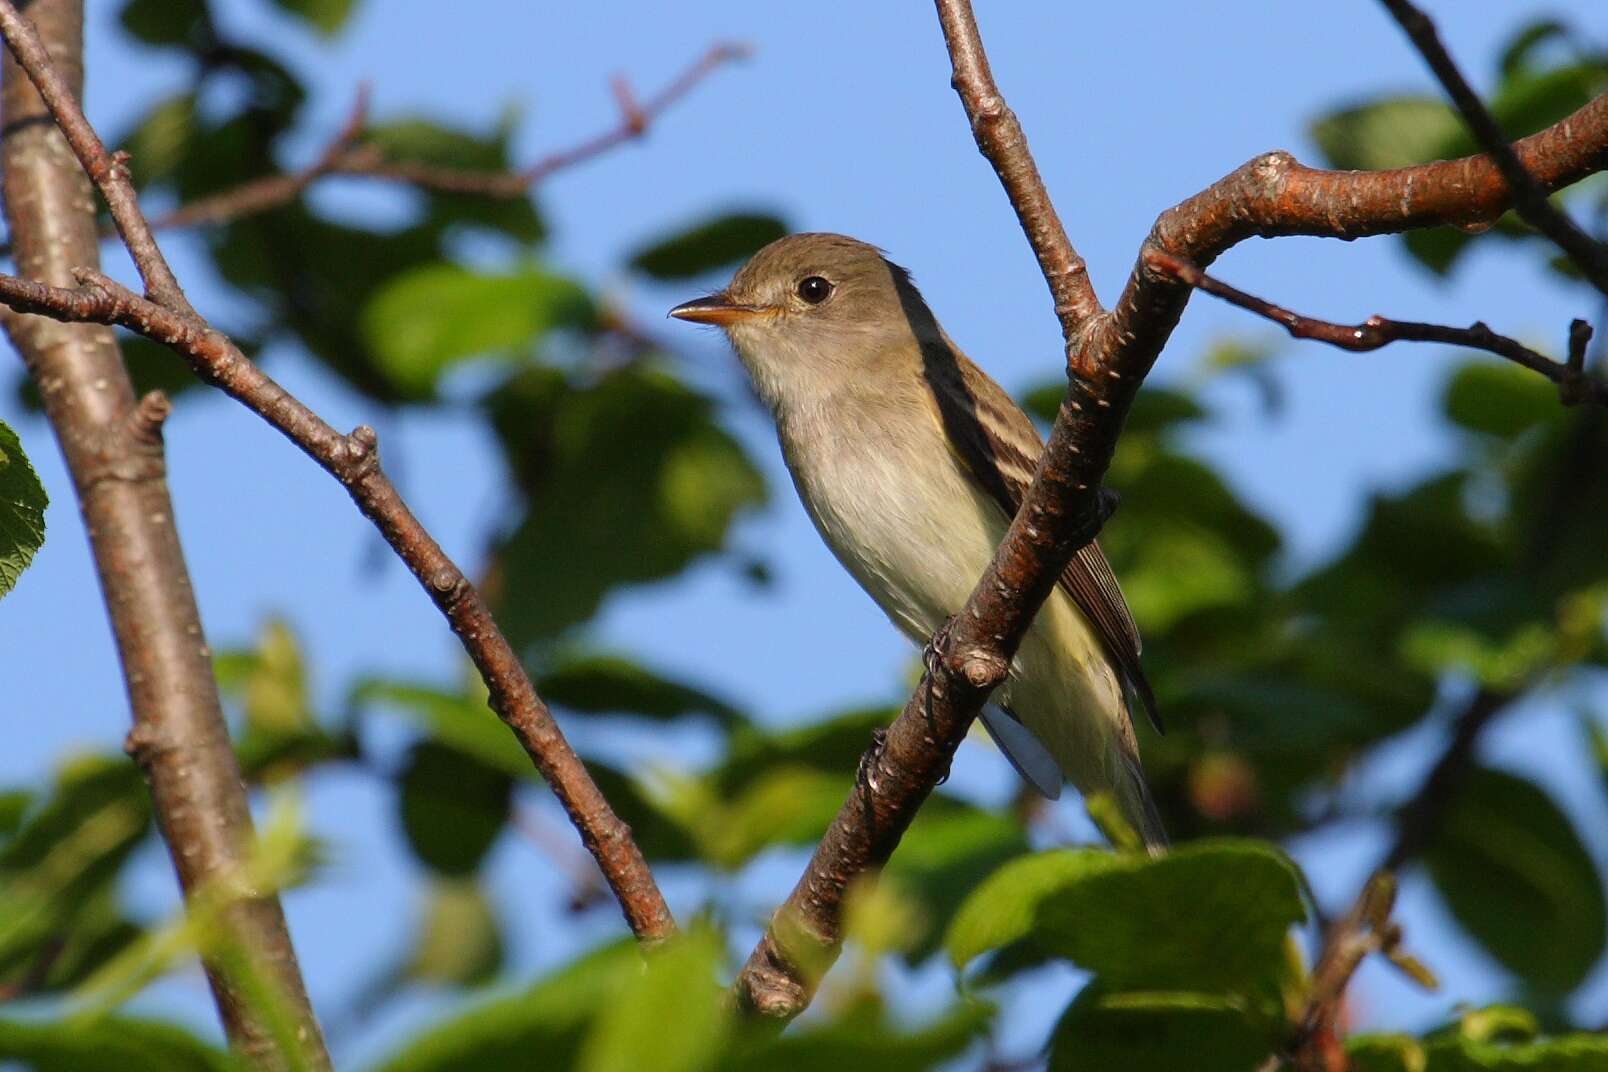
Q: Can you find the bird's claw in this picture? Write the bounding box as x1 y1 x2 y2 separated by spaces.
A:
857 727 888 795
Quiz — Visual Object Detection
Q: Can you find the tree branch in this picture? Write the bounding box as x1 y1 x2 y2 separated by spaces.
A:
50 40 744 246
0 0 676 944
934 1 1101 336
1289 691 1506 1070
0 2 327 1068
1378 0 1608 296
733 3 1608 1022
1147 250 1605 407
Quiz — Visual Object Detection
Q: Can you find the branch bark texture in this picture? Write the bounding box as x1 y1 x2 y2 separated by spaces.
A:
0 0 676 944
0 2 327 1068
733 0 1608 1021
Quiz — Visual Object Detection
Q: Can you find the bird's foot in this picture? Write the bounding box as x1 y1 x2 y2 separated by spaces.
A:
856 727 888 794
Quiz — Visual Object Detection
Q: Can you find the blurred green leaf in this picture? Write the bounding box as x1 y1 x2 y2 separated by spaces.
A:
579 927 729 1072
948 841 1303 993
271 0 356 36
1347 1033 1427 1072
1426 766 1606 992
215 619 312 735
407 879 503 987
1310 97 1462 171
719 999 992 1072
1443 360 1562 440
538 652 743 726
1423 1032 1608 1070
369 940 638 1072
397 741 511 877
0 1016 237 1072
117 93 199 189
715 707 891 797
0 419 48 600
118 0 209 49
1499 20 1572 79
487 365 766 644
1049 986 1274 1072
630 213 787 280
361 263 593 395
352 679 529 780
364 115 545 242
887 803 1029 961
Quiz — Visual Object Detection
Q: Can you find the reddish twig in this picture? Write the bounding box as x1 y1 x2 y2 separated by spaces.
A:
0 0 675 945
732 1 1608 1023
142 84 372 234
1378 0 1608 297
149 42 742 232
1147 250 1606 407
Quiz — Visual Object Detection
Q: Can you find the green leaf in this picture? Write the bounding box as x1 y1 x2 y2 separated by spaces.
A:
397 741 511 877
407 879 503 987
1423 1030 1608 1070
369 941 638 1072
947 841 1304 992
270 0 356 36
579 928 729 1072
720 1000 992 1072
538 652 743 726
118 0 209 49
1346 1034 1427 1072
352 679 531 780
0 419 48 600
117 93 199 190
1048 986 1274 1072
886 804 1030 961
1424 766 1606 992
0 1016 237 1072
1309 97 1462 171
630 213 788 280
487 365 766 644
1443 360 1562 440
360 263 594 395
364 115 545 242
1499 20 1572 79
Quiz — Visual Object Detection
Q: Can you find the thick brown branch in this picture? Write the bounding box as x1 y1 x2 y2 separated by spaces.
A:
934 0 1101 337
0 2 327 1068
0 0 675 944
1379 0 1608 296
1148 250 1606 407
735 8 1608 1026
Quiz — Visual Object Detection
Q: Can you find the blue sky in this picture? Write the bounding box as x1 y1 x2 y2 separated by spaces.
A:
4 1 1606 1063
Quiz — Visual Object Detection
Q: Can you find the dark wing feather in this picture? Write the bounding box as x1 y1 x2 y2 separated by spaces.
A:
919 337 1163 734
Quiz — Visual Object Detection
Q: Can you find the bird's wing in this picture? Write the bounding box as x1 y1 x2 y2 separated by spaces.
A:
920 337 1162 734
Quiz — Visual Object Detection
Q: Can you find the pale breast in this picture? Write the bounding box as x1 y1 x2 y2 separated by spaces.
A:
777 391 1005 644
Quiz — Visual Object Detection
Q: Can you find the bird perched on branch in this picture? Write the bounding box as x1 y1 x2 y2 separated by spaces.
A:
670 233 1165 853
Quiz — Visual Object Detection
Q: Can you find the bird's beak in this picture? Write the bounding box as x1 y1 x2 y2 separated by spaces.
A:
668 293 770 326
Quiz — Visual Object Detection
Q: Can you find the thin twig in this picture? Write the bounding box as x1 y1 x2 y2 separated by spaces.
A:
1147 250 1606 407
0 0 676 944
1378 0 1608 296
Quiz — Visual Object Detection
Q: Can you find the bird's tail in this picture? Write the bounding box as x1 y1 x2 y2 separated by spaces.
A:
1115 741 1169 858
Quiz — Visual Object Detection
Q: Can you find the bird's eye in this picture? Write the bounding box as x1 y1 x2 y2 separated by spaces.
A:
796 275 833 304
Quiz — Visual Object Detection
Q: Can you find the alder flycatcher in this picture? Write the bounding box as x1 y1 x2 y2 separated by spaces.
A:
670 233 1166 852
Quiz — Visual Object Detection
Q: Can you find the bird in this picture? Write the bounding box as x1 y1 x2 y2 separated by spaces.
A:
669 232 1165 853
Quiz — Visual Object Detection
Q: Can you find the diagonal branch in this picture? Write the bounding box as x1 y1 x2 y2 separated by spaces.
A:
0 0 676 944
1378 0 1608 297
733 6 1608 1023
1147 250 1605 407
